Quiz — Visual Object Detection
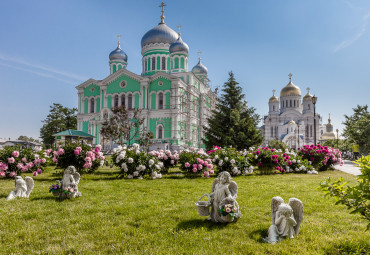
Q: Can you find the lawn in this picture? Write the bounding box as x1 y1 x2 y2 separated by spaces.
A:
0 166 369 255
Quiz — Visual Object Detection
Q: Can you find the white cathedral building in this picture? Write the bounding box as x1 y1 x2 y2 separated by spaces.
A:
261 74 335 148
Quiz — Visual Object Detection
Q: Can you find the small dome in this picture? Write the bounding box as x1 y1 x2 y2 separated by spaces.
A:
321 132 336 140
192 59 208 75
109 46 127 62
269 95 279 103
280 81 301 97
141 23 178 48
303 93 313 101
169 36 189 54
288 120 296 125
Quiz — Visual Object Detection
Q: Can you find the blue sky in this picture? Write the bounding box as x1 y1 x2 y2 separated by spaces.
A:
0 0 369 141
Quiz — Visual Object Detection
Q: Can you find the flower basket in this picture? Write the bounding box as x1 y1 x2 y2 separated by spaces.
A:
195 194 211 216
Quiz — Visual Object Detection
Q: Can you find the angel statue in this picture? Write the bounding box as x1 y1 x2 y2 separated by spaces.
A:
55 166 81 199
6 176 34 201
263 196 303 243
201 171 240 223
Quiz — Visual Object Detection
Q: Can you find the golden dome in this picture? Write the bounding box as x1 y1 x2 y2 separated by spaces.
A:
269 95 279 103
303 93 313 101
280 81 301 97
288 119 296 125
321 132 336 140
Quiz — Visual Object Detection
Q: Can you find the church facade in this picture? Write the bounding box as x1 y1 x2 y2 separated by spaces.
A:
76 4 217 150
261 74 334 148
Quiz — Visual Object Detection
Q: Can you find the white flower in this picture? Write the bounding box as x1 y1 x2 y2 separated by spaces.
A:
128 158 134 163
139 165 146 171
133 171 139 176
249 166 254 171
100 160 104 166
295 168 299 172
127 174 133 179
218 160 223 166
212 158 216 162
230 159 235 164
292 159 296 163
158 162 164 168
225 157 229 161
237 170 241 175
297 160 301 164
155 164 160 170
255 155 258 159
137 176 143 179
132 143 140 150
214 155 219 159
157 173 162 178
312 170 318 174
151 171 157 179
309 161 312 165
149 159 154 166
135 150 140 154
124 167 128 172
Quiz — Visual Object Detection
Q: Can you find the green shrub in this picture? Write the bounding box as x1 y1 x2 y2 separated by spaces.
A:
210 147 252 176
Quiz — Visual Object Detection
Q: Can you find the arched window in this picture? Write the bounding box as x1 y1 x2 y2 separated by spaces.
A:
175 57 179 69
128 94 133 109
310 125 313 137
271 126 273 137
273 105 275 111
145 59 148 72
308 104 310 110
121 94 126 107
294 100 296 107
112 65 116 73
290 100 292 107
114 95 119 107
282 101 284 108
286 100 288 107
152 57 156 71
287 128 289 134
180 57 184 69
158 92 164 109
90 98 95 113
158 125 163 139
162 56 166 70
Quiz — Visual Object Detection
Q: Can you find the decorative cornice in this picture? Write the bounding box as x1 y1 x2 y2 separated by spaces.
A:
102 68 143 85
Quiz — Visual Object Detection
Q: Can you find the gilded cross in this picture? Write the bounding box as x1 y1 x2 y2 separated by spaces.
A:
117 34 121 46
159 2 166 23
288 73 293 81
177 24 182 35
306 87 310 94
197 50 202 60
272 89 276 95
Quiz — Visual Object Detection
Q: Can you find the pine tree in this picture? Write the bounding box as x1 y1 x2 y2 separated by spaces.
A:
203 72 263 150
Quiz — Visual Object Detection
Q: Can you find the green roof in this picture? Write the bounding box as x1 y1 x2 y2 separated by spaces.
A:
52 129 95 138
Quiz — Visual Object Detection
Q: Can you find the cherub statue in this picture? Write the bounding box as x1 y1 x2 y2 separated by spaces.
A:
206 171 241 223
263 196 303 243
7 176 34 201
56 166 81 199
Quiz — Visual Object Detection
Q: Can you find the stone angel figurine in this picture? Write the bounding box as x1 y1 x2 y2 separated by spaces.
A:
264 196 303 243
207 171 241 223
7 176 34 201
56 166 81 199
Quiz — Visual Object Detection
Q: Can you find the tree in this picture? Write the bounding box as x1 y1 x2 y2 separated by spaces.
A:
342 105 370 154
203 71 263 150
100 106 151 146
17 135 40 143
40 103 77 147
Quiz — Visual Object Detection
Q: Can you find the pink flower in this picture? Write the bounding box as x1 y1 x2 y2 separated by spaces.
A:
288 161 292 165
76 147 82 151
232 207 237 212
41 158 46 164
85 157 92 162
185 162 190 168
170 160 175 165
34 159 39 165
192 168 198 173
8 157 15 164
256 151 261 155
96 145 102 150
203 171 210 178
225 207 231 213
69 188 74 193
0 171 5 177
198 164 203 170
22 166 28 172
209 170 214 174
27 162 34 168
12 151 19 157
94 147 100 154
271 149 275 152
9 171 16 177
21 157 27 162
258 162 263 166
57 148 65 156
207 164 213 169
100 156 105 161
37 169 42 174
53 157 58 163
74 150 80 155
17 163 23 169
33 171 38 176
192 164 197 169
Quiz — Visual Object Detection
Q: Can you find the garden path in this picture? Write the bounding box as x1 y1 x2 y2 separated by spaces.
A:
334 160 362 176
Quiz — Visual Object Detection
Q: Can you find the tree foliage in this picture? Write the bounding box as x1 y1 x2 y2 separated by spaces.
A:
342 105 370 154
17 135 40 144
40 103 77 147
268 140 288 151
203 71 263 150
320 155 370 230
100 106 150 146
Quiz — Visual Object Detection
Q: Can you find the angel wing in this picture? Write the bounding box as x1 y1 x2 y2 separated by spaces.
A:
289 198 303 235
228 181 238 199
72 172 81 185
271 196 284 225
25 176 34 198
211 177 219 194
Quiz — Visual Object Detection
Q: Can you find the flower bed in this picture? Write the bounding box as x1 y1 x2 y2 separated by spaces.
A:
298 144 343 171
112 143 163 179
0 146 47 178
209 147 252 176
148 149 179 173
179 147 214 177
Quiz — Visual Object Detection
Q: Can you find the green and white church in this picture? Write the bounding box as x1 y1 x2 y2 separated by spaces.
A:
76 3 217 150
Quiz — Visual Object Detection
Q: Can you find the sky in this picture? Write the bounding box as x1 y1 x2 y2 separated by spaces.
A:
0 0 369 141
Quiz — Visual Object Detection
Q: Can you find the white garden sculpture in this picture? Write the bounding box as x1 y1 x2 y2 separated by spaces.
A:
6 176 34 201
51 166 81 199
196 171 241 223
264 196 303 243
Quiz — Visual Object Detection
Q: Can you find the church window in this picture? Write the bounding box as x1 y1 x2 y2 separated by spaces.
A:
308 104 310 110
290 100 292 107
158 92 164 109
162 57 166 70
120 80 127 88
152 57 156 70
180 58 185 69
175 57 179 69
113 65 117 73
114 95 119 107
286 100 288 107
282 101 284 108
275 126 278 136
128 94 133 109
287 128 288 134
310 125 313 137
118 64 122 70
145 59 148 72
121 94 126 107
273 105 275 111
271 127 273 137
148 58 151 71
294 100 296 107
158 125 163 139
90 98 95 113
291 127 293 132
321 130 323 135
158 81 163 86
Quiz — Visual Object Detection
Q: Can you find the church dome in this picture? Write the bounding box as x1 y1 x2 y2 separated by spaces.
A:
288 120 296 125
141 22 178 48
303 92 313 101
109 46 127 62
321 132 336 140
280 81 301 97
269 95 279 103
192 59 208 75
169 36 189 54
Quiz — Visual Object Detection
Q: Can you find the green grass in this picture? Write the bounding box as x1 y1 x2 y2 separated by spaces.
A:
0 167 369 255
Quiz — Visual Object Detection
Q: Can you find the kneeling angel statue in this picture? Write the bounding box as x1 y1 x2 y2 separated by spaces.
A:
7 176 34 201
54 166 81 199
264 196 303 243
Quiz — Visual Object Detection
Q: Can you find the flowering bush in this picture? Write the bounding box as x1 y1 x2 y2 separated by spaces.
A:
298 144 342 171
148 149 179 173
112 143 163 179
179 147 214 177
0 146 47 178
210 147 252 176
52 142 104 174
275 150 313 174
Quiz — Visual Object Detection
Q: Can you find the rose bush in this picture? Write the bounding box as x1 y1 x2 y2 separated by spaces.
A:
148 149 179 173
210 147 252 176
179 147 214 177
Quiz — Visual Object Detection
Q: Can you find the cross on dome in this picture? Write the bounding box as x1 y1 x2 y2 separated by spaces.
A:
117 34 121 47
197 50 202 60
306 87 310 94
177 24 182 35
159 2 166 23
272 89 276 95
288 73 293 82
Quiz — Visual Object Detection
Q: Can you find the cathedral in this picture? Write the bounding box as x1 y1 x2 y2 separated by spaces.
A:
261 74 336 148
76 3 217 150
